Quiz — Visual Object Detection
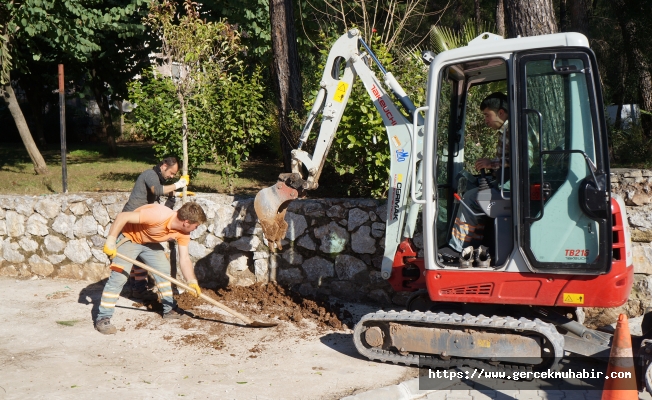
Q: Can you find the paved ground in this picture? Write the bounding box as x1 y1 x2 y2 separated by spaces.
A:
0 277 416 399
2 276 649 400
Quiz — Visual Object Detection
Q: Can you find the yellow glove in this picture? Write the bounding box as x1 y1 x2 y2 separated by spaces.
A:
175 191 195 197
103 235 117 259
174 175 190 189
187 280 201 297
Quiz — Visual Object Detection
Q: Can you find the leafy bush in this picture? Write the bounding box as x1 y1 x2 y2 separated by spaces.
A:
303 33 428 198
127 66 270 193
609 120 652 168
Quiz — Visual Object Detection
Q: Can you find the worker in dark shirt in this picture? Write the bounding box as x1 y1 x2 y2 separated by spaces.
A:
123 157 191 299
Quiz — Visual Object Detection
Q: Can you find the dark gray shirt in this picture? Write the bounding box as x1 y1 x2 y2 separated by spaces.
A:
122 169 175 212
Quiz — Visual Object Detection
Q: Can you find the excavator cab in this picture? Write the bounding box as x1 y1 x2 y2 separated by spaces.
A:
431 42 612 276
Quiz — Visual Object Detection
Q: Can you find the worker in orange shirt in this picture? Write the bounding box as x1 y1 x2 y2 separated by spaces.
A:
95 202 206 335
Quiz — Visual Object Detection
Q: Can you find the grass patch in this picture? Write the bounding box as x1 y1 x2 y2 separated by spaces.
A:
0 143 284 196
0 142 362 198
56 320 80 326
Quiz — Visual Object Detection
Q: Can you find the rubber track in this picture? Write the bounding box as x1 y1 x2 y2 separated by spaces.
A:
353 310 565 373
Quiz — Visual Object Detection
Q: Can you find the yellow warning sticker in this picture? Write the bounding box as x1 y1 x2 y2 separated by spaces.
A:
476 339 491 348
563 293 584 304
333 82 349 103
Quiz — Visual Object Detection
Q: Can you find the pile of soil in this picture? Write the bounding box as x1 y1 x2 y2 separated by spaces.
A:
175 282 348 330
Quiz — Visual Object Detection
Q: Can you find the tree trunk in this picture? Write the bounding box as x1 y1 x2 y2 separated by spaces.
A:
177 90 189 202
568 0 590 37
453 1 464 31
615 0 652 138
559 0 568 32
90 67 117 156
496 0 506 37
505 0 558 37
270 0 303 172
1 83 49 175
475 0 482 31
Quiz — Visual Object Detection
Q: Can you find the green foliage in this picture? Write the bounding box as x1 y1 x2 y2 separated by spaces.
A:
128 65 270 191
130 2 270 191
429 19 497 54
306 32 428 197
0 0 147 84
609 118 652 168
202 0 271 58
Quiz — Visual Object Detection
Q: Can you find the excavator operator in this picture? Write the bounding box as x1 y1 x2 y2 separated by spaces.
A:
438 92 510 266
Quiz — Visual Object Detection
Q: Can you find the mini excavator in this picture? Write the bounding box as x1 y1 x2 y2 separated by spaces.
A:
254 29 652 391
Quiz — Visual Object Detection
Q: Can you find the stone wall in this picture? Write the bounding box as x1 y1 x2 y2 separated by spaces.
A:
0 193 399 304
1 169 651 311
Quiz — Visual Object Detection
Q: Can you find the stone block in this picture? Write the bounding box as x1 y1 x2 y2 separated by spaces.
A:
188 241 209 258
297 235 316 250
3 239 24 263
28 254 54 277
230 235 261 252
69 202 88 216
302 256 334 281
63 239 92 264
351 226 376 254
285 212 307 241
15 197 35 216
254 259 269 283
91 203 110 226
633 242 652 274
314 222 349 254
44 235 66 253
282 247 303 265
26 214 49 236
335 254 367 280
52 214 76 239
347 208 369 231
73 215 98 237
5 211 25 237
277 267 303 285
18 237 38 252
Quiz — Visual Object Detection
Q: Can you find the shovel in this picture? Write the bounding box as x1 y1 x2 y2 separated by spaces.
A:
114 252 277 328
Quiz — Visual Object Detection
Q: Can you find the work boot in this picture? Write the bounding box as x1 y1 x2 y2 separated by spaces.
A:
131 288 159 301
95 317 117 335
474 245 491 268
438 246 460 264
163 307 189 320
459 246 474 268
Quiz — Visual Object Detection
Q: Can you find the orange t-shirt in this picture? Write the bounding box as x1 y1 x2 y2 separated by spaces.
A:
122 204 190 246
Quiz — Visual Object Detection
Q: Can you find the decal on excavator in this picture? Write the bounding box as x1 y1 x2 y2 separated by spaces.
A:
391 174 403 221
564 249 589 260
396 149 409 162
562 293 584 304
333 82 349 102
371 84 397 126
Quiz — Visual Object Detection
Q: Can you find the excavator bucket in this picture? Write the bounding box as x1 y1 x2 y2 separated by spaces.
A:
254 173 304 251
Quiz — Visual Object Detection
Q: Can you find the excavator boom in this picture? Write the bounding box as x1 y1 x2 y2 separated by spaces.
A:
254 29 423 268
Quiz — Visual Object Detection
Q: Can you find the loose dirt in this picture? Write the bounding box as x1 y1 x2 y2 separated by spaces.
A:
176 282 347 331
0 277 415 399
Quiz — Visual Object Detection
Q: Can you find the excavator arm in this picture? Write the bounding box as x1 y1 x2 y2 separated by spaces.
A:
254 29 424 281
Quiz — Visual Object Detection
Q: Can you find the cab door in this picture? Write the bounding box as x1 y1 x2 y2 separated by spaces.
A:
516 50 611 274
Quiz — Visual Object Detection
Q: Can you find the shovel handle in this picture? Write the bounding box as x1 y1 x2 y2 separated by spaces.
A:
114 252 255 325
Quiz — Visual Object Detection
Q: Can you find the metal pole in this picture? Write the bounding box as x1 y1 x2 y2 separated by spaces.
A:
58 64 67 193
